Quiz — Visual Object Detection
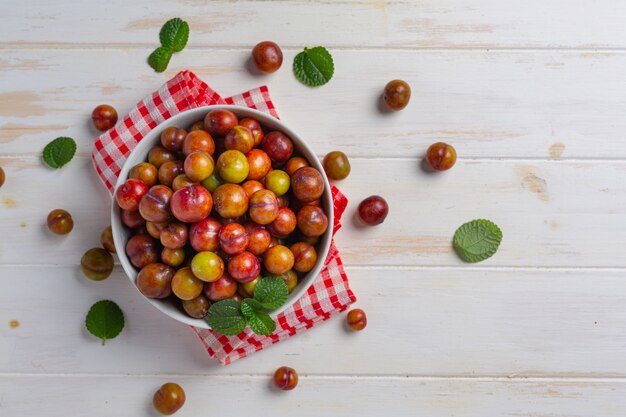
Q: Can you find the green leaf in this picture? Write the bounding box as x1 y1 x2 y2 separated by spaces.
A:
293 46 334 87
85 300 125 345
253 276 289 310
159 17 189 52
42 136 76 169
148 47 173 73
453 219 503 263
241 298 263 318
205 299 247 336
247 310 276 336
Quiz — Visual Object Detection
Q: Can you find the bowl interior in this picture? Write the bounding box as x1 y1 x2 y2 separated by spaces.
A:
111 105 334 329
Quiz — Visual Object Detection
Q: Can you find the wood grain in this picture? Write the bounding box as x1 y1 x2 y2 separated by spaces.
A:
0 156 623 267
1 375 625 417
4 0 626 49
2 49 626 159
2 265 626 376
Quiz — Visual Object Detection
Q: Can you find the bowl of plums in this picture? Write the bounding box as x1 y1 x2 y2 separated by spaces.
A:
111 106 333 329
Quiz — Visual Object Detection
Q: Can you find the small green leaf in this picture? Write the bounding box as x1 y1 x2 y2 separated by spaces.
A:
247 310 276 336
453 219 503 263
205 299 247 336
85 300 125 345
241 298 263 318
253 276 289 310
159 18 189 52
148 47 173 73
42 136 76 169
293 46 334 87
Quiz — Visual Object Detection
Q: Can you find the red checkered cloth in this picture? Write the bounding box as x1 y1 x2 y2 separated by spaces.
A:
92 70 356 365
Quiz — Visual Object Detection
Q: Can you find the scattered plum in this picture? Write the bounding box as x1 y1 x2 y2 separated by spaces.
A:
347 308 367 331
100 225 116 253
81 248 114 281
357 195 388 226
383 79 411 111
153 382 186 415
273 367 298 391
91 104 118 131
47 209 74 235
426 142 456 171
252 41 283 73
323 151 351 181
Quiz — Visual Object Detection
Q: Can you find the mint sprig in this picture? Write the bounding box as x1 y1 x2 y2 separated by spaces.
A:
293 46 334 87
85 300 125 345
148 17 189 73
205 299 247 336
159 18 189 52
42 136 76 169
453 219 503 263
148 47 173 73
205 276 289 336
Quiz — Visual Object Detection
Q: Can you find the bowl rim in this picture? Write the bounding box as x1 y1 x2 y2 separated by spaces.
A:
111 104 334 330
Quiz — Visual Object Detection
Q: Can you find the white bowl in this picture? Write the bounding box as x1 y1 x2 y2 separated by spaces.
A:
111 105 334 329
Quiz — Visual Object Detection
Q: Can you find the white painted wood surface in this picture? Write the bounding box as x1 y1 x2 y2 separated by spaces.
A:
1 1 626 416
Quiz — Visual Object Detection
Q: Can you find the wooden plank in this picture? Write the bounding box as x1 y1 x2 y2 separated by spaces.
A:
1 374 625 417
2 49 626 159
4 0 626 49
0 155 623 268
2 265 626 376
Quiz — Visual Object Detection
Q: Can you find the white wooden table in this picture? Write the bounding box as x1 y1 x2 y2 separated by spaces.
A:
2 1 626 415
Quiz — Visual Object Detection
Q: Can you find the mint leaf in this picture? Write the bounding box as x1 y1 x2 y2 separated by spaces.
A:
206 299 247 336
159 18 189 52
85 300 125 346
42 136 76 169
241 298 263 318
247 310 276 336
148 47 173 73
253 276 289 310
453 219 503 263
293 46 334 87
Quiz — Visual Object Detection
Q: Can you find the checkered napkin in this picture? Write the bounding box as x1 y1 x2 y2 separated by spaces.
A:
92 70 356 365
